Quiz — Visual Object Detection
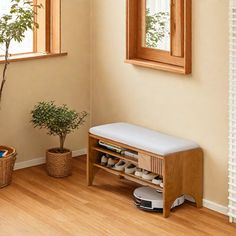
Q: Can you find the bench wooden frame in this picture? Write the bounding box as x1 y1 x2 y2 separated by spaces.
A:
87 133 203 218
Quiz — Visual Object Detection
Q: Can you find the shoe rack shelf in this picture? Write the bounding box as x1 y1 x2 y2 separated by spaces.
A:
93 163 163 192
87 133 203 218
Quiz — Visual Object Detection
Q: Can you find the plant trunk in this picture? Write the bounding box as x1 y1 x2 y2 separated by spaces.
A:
0 41 10 104
59 134 66 152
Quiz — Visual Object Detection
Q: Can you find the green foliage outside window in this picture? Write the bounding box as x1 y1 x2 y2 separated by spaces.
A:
145 8 169 48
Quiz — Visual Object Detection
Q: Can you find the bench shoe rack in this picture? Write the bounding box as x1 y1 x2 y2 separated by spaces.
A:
87 123 203 218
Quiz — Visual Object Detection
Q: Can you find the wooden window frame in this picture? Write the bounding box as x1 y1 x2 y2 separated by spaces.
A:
35 0 62 54
126 0 192 74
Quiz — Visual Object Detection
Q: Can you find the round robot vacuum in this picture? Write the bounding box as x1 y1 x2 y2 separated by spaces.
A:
133 186 185 212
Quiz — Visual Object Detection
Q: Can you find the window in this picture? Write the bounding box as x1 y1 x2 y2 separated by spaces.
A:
126 0 192 74
0 0 63 60
0 0 33 54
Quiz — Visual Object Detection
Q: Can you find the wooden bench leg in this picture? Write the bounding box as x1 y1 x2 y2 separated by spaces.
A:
188 192 203 208
87 157 95 186
195 197 203 208
87 136 99 186
163 200 172 218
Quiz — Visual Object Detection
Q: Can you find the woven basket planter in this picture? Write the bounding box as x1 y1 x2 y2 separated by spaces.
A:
46 148 72 178
0 146 16 188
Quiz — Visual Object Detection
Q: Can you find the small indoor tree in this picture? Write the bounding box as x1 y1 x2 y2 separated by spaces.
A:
31 101 88 178
0 0 42 102
31 101 88 153
0 0 42 187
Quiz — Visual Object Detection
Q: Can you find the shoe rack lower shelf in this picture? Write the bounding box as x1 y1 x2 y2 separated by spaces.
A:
93 163 163 192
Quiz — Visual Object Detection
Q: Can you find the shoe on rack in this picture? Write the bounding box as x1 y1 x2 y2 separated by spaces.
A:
101 155 108 166
107 157 116 168
142 170 156 181
125 163 137 174
134 168 143 177
152 176 163 185
113 160 129 171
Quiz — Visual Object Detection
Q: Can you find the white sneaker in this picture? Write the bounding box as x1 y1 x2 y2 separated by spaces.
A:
113 160 128 171
142 170 156 181
107 158 116 168
125 164 136 174
152 176 163 185
101 155 108 166
160 183 164 188
134 168 143 177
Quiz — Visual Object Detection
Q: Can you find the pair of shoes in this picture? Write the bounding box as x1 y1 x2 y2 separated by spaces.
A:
135 169 156 180
152 176 163 186
113 160 137 174
125 163 136 174
101 155 108 166
101 155 117 168
112 159 128 171
134 168 143 177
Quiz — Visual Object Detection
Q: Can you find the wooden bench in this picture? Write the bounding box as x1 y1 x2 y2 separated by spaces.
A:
87 123 203 218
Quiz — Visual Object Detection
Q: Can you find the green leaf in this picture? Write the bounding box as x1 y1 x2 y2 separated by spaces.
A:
0 0 42 46
145 8 170 48
30 101 88 148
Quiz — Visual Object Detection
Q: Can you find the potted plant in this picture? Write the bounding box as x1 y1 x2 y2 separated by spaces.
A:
0 0 41 188
31 101 88 177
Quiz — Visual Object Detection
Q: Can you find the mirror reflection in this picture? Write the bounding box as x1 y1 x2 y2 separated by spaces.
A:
145 0 170 51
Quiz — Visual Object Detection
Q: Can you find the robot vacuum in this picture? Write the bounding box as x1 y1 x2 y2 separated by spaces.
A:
133 186 185 212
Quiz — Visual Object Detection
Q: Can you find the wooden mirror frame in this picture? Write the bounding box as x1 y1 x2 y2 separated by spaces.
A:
126 0 192 74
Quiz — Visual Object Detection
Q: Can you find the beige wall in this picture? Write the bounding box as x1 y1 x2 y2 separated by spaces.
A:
91 0 229 206
0 0 90 161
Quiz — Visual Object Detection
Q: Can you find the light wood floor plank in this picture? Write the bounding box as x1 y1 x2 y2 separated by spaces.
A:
0 156 235 236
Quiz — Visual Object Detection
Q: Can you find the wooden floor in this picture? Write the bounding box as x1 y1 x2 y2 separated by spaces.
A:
0 156 236 236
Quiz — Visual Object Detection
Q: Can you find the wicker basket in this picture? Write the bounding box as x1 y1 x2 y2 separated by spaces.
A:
0 146 17 188
46 148 72 178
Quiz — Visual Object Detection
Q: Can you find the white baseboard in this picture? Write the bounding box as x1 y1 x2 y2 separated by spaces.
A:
14 150 228 216
14 157 46 170
185 195 228 216
72 148 87 158
14 148 87 171
203 199 228 216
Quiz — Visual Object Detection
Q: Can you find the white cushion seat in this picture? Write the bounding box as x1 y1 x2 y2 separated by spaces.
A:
89 123 200 156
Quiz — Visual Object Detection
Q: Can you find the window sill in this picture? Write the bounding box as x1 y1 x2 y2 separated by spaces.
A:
0 52 68 64
125 59 190 75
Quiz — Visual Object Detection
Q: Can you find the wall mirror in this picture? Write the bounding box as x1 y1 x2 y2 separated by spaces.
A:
126 0 191 74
